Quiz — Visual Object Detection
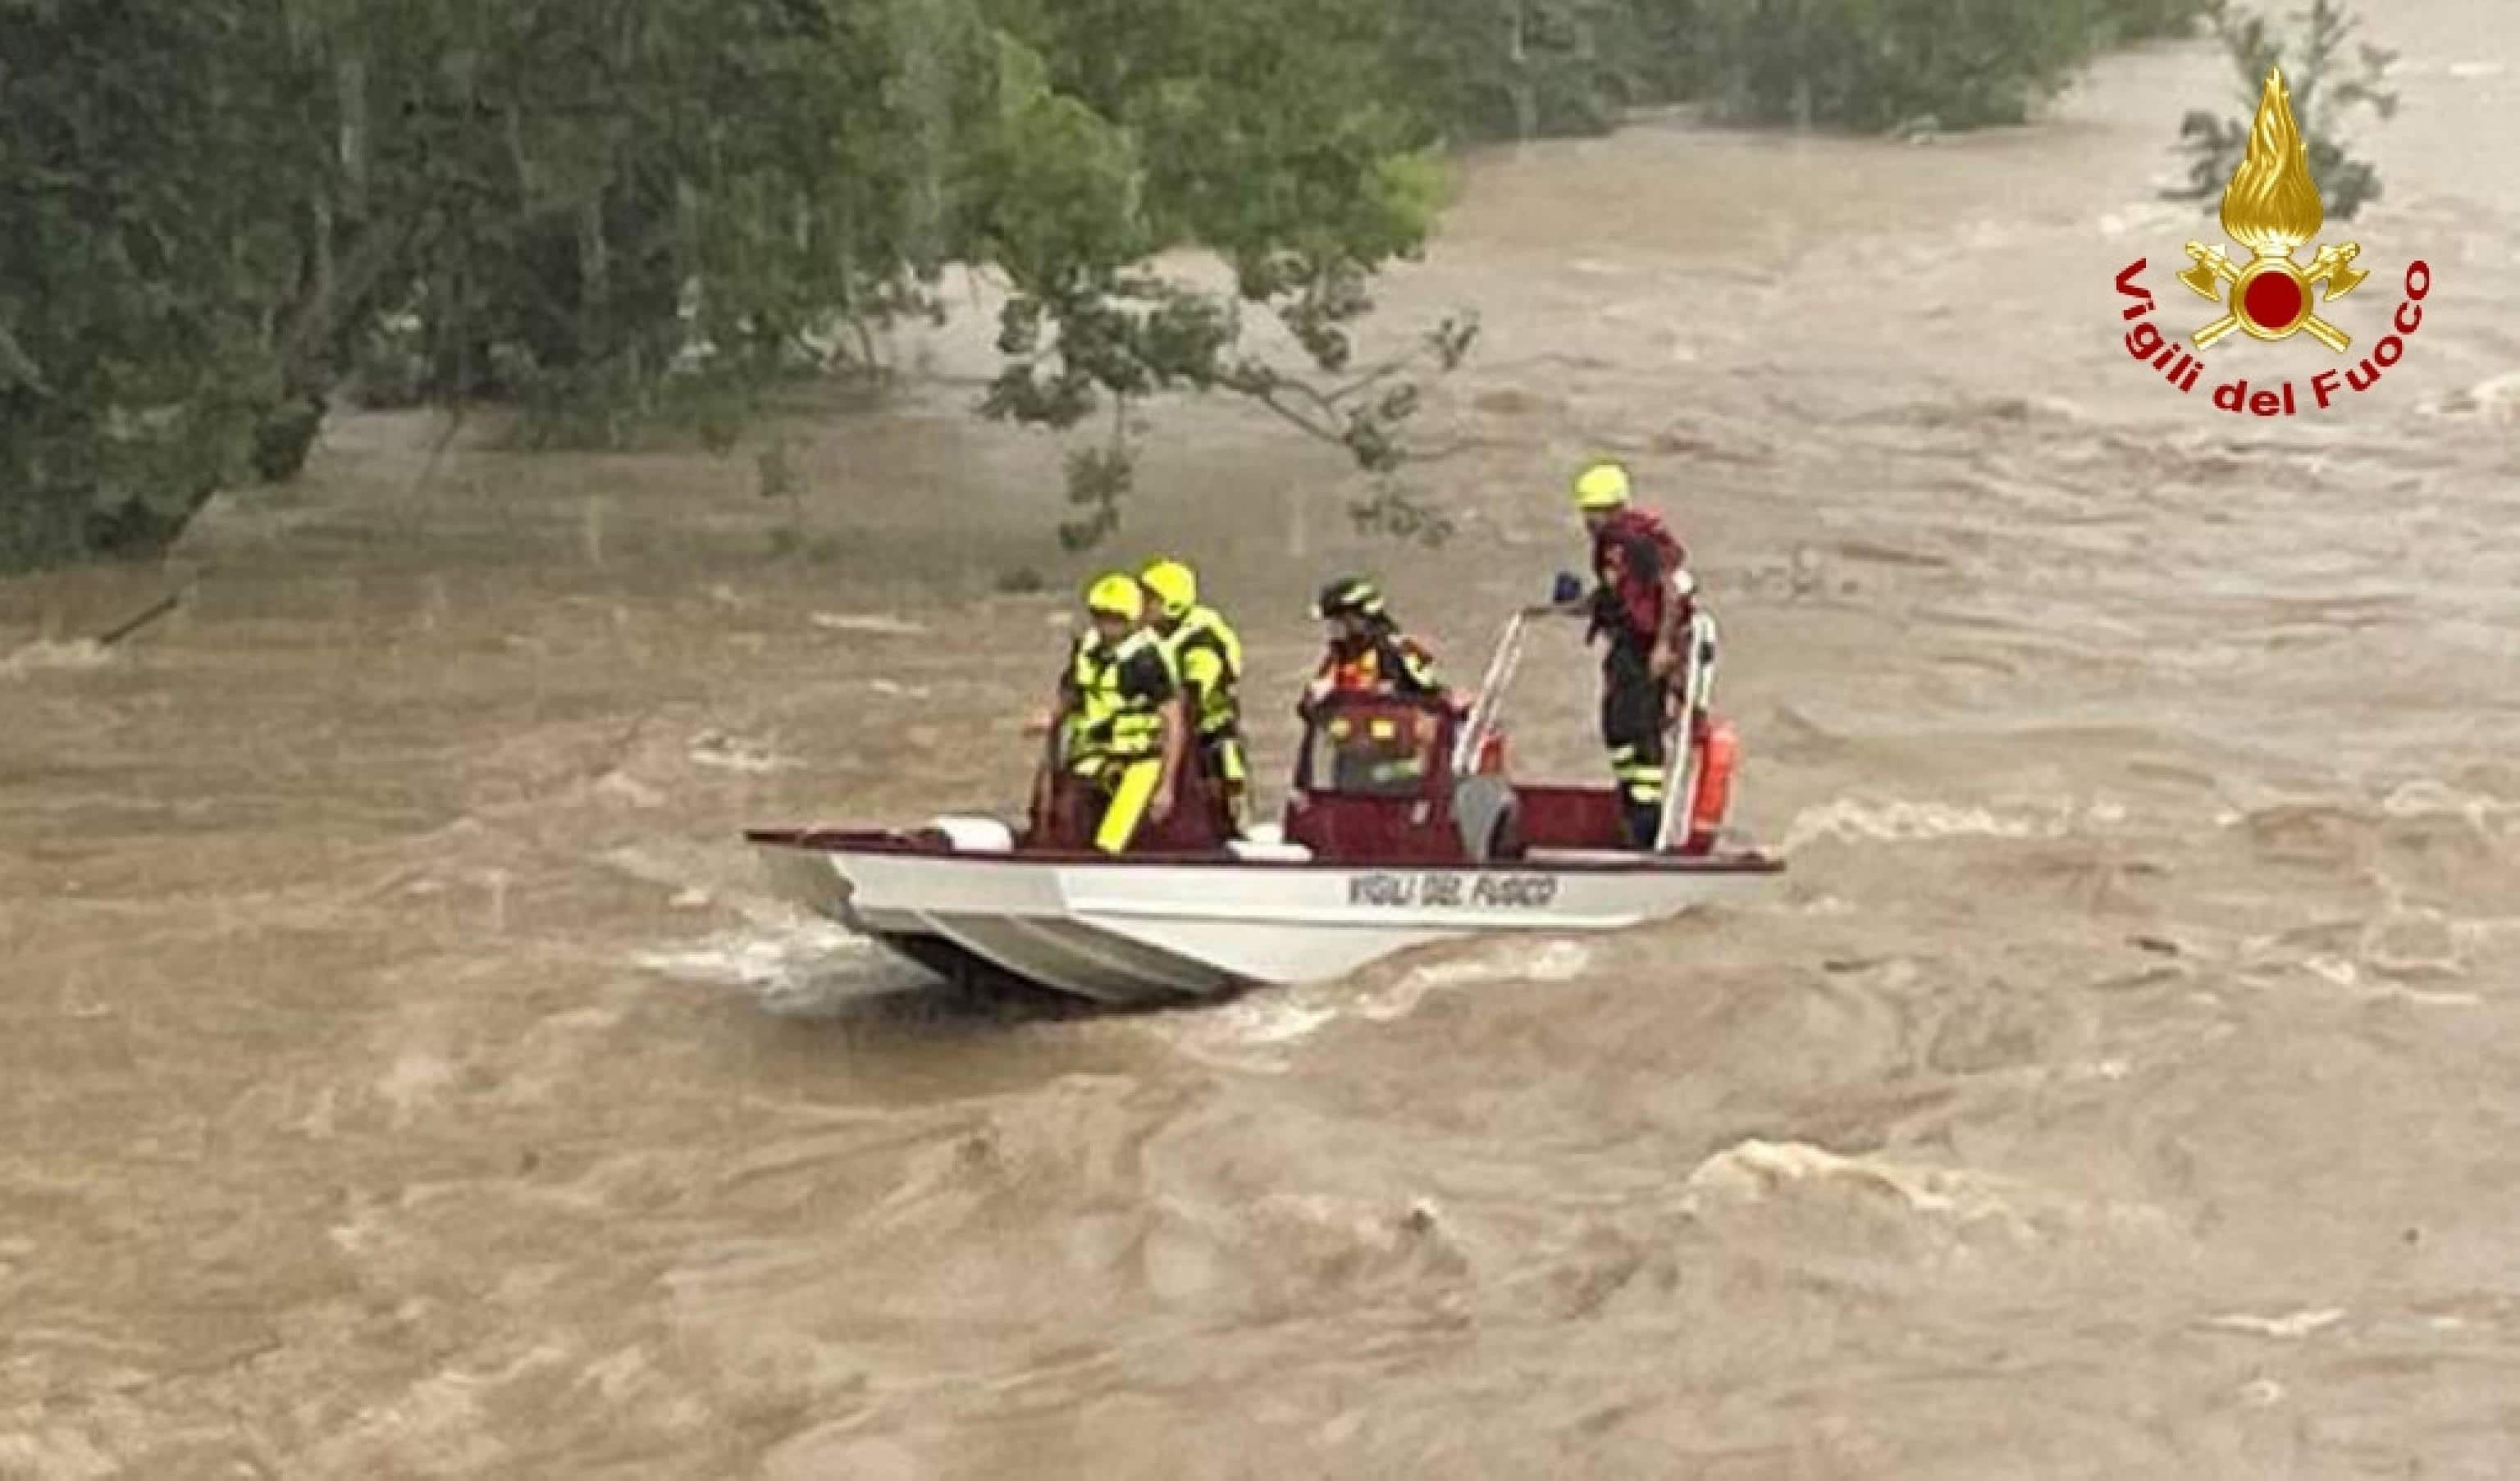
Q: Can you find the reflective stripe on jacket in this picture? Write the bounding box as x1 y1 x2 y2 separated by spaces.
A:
1065 628 1177 768
1161 605 1243 740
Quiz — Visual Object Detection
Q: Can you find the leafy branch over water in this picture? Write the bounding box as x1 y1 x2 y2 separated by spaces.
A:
2165 0 2399 221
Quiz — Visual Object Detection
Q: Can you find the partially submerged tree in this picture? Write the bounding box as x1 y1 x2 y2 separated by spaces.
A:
3 0 2259 573
2 0 1478 569
1389 0 1648 143
966 0 1476 547
2165 0 2398 220
1690 0 2096 132
2089 0 2207 43
0 0 325 567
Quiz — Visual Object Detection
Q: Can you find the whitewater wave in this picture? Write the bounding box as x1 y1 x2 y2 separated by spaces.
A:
1166 939 1600 1073
1679 1138 2180 1277
630 910 921 1016
1781 795 2126 853
0 638 112 677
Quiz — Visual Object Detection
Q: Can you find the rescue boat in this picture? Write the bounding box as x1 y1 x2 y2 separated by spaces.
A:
746 601 1783 1003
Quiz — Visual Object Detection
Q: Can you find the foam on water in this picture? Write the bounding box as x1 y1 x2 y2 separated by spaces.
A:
810 611 931 636
629 911 907 1017
0 637 112 677
685 730 794 774
1168 939 1602 1073
1683 1138 2043 1241
2204 1308 2349 1340
1780 795 2124 853
1678 1139 2186 1291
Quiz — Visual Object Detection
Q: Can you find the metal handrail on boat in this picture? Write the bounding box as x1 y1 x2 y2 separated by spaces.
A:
1654 608 1721 854
1449 594 1720 856
1450 601 1577 777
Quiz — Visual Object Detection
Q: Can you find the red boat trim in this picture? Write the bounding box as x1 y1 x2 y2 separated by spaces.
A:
741 827 1786 876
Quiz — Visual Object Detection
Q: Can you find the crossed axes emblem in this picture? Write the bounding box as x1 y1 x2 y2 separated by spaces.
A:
2177 240 2370 352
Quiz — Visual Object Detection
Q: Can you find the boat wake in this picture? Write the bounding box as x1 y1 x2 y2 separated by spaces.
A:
1166 937 1601 1073
631 910 926 1018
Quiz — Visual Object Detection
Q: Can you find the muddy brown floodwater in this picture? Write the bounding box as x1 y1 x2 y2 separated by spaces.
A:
8 8 2520 1478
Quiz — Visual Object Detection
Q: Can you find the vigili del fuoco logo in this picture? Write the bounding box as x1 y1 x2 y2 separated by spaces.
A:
2114 65 2431 417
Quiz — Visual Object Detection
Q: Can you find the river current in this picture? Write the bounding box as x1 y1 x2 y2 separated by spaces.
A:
7 7 2520 1476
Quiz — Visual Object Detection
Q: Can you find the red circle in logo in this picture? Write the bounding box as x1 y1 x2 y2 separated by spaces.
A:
2244 271 2305 330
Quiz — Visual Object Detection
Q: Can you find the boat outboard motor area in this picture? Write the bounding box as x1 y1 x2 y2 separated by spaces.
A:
1452 773 1524 862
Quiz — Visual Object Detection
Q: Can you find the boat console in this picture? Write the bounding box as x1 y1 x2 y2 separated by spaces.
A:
1283 693 1515 864
1283 693 1699 864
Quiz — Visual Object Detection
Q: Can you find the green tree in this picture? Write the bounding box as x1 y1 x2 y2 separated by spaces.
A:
3 0 2229 574
1690 0 2098 131
0 0 331 569
961 0 1474 549
3 0 1475 567
1389 0 1650 143
2089 0 2206 41
2164 0 2397 221
342 0 975 433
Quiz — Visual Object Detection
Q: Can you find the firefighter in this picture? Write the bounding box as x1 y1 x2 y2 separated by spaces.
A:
1299 576 1453 718
1572 460 1696 849
1048 573 1189 853
1138 558 1250 833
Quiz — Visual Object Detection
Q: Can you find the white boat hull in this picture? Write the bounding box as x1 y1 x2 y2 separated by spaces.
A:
753 836 1777 1004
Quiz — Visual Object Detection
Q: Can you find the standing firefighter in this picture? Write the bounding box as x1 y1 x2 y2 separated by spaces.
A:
1049 573 1187 854
1572 460 1696 849
1139 558 1250 834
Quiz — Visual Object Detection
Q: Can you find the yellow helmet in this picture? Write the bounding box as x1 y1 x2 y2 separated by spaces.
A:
1084 572 1144 622
1573 460 1632 512
1139 558 1197 617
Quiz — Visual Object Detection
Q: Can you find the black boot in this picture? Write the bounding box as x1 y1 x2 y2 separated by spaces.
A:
1622 799 1661 851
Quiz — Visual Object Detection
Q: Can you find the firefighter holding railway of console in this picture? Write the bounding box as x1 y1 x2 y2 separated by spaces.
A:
1568 460 1699 850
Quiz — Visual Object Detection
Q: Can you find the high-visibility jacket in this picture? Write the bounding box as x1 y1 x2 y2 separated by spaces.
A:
1157 605 1243 741
1061 628 1177 773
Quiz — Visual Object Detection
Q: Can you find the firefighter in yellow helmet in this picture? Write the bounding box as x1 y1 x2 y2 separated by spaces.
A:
1048 573 1189 852
1138 558 1250 833
1571 459 1696 848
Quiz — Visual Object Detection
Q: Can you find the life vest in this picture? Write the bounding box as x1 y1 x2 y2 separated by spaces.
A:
1317 631 1440 699
1159 605 1243 740
1590 506 1690 647
1065 629 1175 770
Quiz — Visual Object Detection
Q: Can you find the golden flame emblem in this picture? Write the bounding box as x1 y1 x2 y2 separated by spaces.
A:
2176 66 2369 352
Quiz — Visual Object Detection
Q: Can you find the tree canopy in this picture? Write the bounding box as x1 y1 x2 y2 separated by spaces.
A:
2 0 2221 572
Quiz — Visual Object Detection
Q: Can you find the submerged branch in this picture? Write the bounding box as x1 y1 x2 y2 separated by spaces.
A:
94 566 213 647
